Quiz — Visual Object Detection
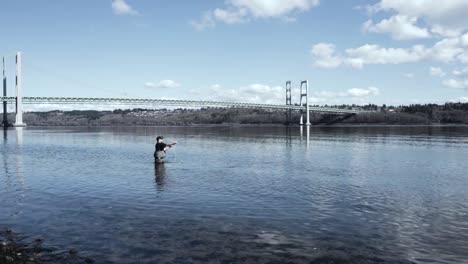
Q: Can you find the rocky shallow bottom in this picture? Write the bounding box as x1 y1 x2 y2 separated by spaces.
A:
0 226 421 264
0 228 93 264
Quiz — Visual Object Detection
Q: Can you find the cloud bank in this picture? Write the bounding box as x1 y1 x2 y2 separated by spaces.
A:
191 0 320 30
190 84 380 105
311 32 468 69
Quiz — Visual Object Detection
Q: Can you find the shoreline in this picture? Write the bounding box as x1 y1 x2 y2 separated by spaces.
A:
4 123 468 128
5 103 467 127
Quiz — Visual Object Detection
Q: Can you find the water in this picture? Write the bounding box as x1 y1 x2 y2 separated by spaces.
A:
1 126 468 263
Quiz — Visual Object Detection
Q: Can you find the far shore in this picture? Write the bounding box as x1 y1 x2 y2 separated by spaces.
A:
3 103 468 126
5 123 468 128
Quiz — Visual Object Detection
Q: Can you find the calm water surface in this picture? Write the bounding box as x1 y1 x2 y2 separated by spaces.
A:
1 126 468 263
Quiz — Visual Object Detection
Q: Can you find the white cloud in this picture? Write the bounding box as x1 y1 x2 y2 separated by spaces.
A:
430 67 446 77
347 87 380 97
145 80 180 89
442 79 468 89
189 12 216 31
369 0 468 37
191 83 380 105
459 96 468 102
228 0 319 18
344 44 427 69
310 43 342 68
192 0 320 30
431 25 463 38
453 67 468 77
312 43 427 69
430 37 464 63
443 65 468 89
312 32 468 69
322 1 468 76
213 8 248 24
363 15 431 40
458 51 468 64
112 0 138 15
405 73 415 78
461 33 468 46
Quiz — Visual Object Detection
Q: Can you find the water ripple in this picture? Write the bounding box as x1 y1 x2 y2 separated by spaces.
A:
1 126 467 263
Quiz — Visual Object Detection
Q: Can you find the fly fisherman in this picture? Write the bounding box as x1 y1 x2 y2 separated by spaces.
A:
154 136 176 163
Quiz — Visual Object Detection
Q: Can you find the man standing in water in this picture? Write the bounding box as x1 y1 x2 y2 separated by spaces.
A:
154 136 176 163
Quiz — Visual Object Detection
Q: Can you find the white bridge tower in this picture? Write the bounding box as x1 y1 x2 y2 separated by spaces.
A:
15 52 26 127
299 80 310 126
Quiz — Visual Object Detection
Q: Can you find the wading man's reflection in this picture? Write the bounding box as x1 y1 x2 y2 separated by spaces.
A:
154 163 167 191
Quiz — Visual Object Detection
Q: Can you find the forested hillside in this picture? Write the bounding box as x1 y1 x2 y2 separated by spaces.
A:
4 103 467 126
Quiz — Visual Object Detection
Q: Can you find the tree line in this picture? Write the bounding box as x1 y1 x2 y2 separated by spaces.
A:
4 102 467 126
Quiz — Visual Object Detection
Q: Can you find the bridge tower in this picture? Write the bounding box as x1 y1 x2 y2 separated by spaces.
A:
15 52 26 127
2 57 9 128
299 80 310 126
285 81 292 125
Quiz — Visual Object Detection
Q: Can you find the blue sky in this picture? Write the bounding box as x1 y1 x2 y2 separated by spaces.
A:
1 0 467 110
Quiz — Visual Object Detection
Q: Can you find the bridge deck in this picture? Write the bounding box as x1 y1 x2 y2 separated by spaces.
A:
1 96 363 114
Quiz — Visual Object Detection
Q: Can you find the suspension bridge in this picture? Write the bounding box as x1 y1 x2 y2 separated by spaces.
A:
2 52 363 127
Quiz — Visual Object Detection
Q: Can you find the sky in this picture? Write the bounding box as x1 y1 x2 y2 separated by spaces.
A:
1 0 468 110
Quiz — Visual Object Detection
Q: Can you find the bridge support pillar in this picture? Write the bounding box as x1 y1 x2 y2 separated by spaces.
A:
285 81 292 125
2 57 9 128
15 52 26 127
300 80 311 126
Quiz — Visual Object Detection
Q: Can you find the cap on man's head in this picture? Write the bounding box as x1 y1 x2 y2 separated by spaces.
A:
156 136 164 140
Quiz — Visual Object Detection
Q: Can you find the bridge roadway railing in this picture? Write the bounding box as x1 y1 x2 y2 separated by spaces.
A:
1 96 363 114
